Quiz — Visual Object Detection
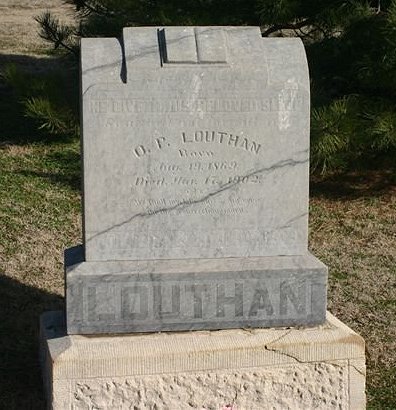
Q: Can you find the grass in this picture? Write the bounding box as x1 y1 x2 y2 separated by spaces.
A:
0 64 395 410
0 139 81 409
310 173 396 409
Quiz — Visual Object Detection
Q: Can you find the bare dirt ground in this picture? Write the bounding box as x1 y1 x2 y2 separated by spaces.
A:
0 0 75 55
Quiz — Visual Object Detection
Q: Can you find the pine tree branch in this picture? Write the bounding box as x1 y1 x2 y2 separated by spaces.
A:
35 12 78 56
64 0 111 17
261 19 311 37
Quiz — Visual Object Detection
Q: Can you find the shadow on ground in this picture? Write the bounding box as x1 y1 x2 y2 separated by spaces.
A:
310 169 396 200
0 53 78 145
0 274 64 409
16 148 81 191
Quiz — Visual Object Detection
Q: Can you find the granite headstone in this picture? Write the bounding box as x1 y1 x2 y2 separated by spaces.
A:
66 26 327 334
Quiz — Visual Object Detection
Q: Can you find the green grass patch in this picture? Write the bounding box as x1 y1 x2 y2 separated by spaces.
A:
0 140 81 409
367 367 396 409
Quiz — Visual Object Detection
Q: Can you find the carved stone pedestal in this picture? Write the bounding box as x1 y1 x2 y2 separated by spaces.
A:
40 311 365 409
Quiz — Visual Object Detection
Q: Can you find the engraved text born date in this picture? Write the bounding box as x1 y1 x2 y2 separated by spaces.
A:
189 161 238 171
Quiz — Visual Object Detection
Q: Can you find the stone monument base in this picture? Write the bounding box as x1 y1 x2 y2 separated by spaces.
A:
66 246 327 334
40 311 365 409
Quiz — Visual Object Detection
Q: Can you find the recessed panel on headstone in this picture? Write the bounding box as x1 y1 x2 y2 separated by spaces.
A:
82 27 310 262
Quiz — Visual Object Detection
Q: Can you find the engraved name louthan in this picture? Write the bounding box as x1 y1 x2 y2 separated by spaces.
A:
132 131 262 163
181 131 261 154
132 131 261 172
89 92 305 114
70 275 310 325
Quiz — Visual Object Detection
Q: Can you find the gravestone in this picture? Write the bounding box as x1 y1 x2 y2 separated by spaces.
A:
66 26 328 334
42 28 366 410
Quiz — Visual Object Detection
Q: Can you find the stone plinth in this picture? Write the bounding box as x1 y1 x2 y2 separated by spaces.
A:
40 311 365 409
66 246 327 334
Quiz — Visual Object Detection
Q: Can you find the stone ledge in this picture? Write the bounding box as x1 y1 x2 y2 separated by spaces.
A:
40 311 365 409
66 249 328 334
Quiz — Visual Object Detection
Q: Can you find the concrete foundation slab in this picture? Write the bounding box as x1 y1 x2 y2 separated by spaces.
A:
40 311 365 409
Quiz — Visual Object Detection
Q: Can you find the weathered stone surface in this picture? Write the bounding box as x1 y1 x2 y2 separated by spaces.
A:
64 26 326 333
81 27 310 261
66 246 327 334
41 311 366 409
80 37 123 93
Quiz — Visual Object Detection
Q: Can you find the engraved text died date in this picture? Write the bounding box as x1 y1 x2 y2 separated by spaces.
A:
206 174 262 185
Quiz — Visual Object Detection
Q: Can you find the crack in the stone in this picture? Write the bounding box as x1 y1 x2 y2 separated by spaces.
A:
277 212 308 232
82 60 123 82
86 155 308 243
264 329 304 362
264 345 303 363
266 329 293 345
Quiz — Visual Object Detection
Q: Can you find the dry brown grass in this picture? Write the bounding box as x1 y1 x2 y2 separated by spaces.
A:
0 0 75 55
310 171 396 407
1 144 35 156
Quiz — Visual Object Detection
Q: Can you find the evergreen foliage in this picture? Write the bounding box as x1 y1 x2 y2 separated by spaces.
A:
2 63 79 137
36 11 79 56
10 0 396 172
